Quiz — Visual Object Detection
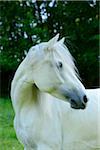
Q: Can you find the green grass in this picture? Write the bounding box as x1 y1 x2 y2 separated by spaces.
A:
0 98 23 150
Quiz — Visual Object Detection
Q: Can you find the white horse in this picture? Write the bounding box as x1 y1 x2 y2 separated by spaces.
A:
11 34 100 150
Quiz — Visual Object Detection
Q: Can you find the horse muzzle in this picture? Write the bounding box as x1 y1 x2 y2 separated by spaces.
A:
70 95 88 109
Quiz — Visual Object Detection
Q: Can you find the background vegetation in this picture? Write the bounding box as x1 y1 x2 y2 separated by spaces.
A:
0 98 23 150
0 0 99 97
0 1 99 149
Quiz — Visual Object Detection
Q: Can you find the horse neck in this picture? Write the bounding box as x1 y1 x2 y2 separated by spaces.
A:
11 58 52 115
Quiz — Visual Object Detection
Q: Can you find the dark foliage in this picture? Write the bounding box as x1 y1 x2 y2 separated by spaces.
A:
0 1 99 96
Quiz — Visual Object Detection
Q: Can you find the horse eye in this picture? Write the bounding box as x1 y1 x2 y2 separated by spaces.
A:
58 61 63 69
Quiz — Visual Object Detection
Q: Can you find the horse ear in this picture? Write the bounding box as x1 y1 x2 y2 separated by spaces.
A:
48 33 59 46
58 37 65 45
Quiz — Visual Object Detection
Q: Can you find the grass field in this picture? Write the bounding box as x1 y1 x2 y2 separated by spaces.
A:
0 98 23 150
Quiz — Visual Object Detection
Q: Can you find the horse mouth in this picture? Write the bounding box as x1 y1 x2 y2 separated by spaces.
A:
70 99 86 110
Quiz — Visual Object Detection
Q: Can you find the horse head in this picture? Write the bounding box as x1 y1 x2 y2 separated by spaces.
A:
26 34 88 109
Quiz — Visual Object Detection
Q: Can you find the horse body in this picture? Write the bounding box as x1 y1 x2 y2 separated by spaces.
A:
11 34 100 150
13 85 99 150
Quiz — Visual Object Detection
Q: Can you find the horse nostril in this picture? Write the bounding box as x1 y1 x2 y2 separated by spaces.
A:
71 99 78 107
83 95 88 103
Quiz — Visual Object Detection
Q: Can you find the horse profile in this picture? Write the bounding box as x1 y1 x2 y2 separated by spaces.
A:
11 34 100 150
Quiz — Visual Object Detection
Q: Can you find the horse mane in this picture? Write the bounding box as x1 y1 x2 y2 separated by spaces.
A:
52 42 80 80
27 39 80 81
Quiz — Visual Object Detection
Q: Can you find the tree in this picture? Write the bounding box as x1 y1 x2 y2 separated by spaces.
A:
0 0 99 96
0 1 49 70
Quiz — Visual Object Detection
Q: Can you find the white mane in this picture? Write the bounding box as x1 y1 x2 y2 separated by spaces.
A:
52 42 79 78
28 39 79 81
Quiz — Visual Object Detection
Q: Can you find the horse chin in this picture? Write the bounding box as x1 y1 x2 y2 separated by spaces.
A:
70 102 86 110
71 105 86 110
